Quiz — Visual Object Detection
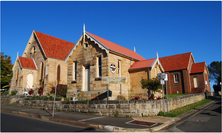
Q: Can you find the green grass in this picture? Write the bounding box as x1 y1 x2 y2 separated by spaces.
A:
166 94 188 98
158 99 213 117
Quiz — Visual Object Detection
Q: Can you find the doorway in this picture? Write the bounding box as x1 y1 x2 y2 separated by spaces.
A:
83 65 90 91
27 73 33 88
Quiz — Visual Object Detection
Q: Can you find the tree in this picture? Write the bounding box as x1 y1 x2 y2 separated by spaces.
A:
208 61 221 92
140 77 161 96
1 52 13 89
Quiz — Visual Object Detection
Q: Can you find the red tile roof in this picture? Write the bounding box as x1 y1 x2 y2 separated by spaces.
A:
18 56 37 69
34 31 75 60
190 62 205 74
86 32 145 61
129 58 156 70
159 52 191 71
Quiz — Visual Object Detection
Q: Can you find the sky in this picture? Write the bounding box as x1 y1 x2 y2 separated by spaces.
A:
1 1 221 91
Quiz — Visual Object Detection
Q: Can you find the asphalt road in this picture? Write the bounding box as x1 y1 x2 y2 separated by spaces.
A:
161 96 221 132
1 112 99 132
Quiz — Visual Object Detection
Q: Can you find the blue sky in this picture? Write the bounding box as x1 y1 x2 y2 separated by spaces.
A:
1 1 221 91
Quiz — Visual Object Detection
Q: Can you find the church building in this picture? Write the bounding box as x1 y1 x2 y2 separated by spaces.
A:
10 27 211 100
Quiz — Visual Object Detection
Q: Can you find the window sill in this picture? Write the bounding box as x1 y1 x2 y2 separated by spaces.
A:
95 77 102 81
71 80 77 84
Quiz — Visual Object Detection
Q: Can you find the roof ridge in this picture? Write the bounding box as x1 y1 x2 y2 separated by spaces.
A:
86 31 136 52
194 62 205 64
160 52 191 58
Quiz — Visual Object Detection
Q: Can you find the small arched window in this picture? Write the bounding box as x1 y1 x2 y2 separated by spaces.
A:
31 46 36 54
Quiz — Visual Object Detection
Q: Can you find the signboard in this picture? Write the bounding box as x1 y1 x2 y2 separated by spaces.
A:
158 73 168 81
164 74 168 81
102 77 126 84
160 79 165 85
158 73 166 79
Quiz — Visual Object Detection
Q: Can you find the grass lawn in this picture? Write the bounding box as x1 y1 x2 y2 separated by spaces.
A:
166 94 188 98
158 99 213 117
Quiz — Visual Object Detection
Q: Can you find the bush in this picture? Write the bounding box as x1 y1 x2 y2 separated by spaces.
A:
11 90 18 96
64 97 70 101
131 96 140 100
148 94 155 100
92 97 99 101
117 95 126 100
51 84 67 97
28 89 34 95
38 87 43 96
4 91 8 95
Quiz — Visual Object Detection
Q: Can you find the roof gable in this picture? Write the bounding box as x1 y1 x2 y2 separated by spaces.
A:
86 32 145 61
129 58 156 70
34 31 75 60
190 62 206 74
18 56 37 70
159 52 192 71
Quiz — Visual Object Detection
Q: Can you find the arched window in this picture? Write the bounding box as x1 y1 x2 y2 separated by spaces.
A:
16 69 19 86
27 73 33 88
40 62 44 80
39 62 44 86
57 65 61 83
31 46 36 54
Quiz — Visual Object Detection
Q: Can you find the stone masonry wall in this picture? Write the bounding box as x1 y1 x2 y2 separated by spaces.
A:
1 93 205 117
66 37 108 99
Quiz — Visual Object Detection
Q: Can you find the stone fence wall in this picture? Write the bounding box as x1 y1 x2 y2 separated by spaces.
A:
1 93 206 117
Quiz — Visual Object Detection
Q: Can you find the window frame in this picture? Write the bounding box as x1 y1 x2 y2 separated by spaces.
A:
73 61 77 81
193 77 198 88
118 60 121 77
97 56 102 77
174 73 179 83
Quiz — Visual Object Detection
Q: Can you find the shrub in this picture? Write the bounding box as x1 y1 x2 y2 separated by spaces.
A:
92 97 99 101
38 87 43 96
132 96 140 100
157 96 161 100
4 91 8 95
28 89 34 95
117 95 126 100
51 85 67 97
64 97 70 101
148 94 155 100
141 77 161 95
11 90 18 96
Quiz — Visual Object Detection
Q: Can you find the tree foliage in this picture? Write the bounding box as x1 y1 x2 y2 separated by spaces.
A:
1 52 13 88
208 61 221 92
140 77 161 95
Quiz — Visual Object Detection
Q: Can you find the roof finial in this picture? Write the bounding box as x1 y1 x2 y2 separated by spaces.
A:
83 23 85 34
17 51 19 58
83 23 85 41
156 52 159 59
134 46 136 52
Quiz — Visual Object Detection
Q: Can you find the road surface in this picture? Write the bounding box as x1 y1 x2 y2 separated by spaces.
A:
160 96 221 132
1 112 99 132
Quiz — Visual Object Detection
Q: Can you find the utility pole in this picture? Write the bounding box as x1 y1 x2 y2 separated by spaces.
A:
52 80 57 117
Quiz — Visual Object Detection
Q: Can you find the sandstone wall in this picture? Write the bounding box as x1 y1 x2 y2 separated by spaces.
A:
1 93 206 117
108 52 133 100
66 37 108 99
